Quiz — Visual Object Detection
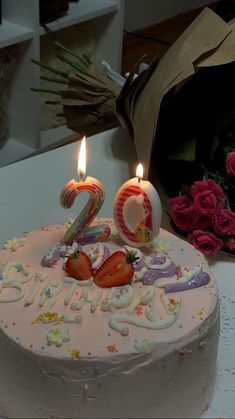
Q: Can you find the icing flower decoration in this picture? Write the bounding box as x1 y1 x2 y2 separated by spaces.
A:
32 312 62 325
152 240 169 254
69 348 81 360
134 337 159 353
3 237 25 252
47 326 70 347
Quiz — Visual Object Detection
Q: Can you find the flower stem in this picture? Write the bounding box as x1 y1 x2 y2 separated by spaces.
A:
56 54 89 75
54 41 90 68
31 58 68 78
40 75 69 85
31 87 61 95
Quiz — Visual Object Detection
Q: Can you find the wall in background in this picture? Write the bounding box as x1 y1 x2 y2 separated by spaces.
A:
124 0 216 31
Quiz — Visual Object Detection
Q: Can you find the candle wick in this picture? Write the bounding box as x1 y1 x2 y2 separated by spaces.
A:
138 177 141 183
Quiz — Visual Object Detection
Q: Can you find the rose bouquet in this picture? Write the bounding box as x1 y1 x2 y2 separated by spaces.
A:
169 149 235 256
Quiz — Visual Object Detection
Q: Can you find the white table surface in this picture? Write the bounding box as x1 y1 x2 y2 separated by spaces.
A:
0 127 234 418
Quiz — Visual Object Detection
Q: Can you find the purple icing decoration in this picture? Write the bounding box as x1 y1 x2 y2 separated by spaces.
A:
164 271 210 294
41 242 82 267
103 246 110 261
141 262 177 285
150 256 165 265
134 256 145 272
41 256 57 268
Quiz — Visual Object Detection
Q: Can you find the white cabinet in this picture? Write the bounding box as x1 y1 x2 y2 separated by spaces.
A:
0 0 124 167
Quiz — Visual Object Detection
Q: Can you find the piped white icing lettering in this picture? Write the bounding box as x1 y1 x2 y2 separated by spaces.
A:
127 286 155 315
0 280 25 303
71 287 88 310
63 277 77 305
90 289 103 313
101 285 134 312
25 272 47 306
2 261 33 283
0 261 33 303
39 280 63 310
109 303 180 336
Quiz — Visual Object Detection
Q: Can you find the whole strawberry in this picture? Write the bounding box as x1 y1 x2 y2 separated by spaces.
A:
94 250 138 288
65 251 93 281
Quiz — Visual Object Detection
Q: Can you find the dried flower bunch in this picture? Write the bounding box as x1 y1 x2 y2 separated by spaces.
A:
169 149 235 256
31 41 121 136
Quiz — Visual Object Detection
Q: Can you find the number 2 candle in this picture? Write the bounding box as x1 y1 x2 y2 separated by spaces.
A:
113 163 162 247
60 137 109 245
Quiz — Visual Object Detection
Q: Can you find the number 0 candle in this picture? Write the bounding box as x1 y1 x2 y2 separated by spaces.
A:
60 137 108 245
113 163 162 248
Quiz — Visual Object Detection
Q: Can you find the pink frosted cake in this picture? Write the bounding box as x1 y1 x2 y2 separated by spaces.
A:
0 218 219 418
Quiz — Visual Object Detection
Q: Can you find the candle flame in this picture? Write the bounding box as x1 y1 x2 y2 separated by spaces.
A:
77 136 86 180
136 163 143 180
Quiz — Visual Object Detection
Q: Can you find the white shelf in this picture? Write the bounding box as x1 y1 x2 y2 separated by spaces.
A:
0 0 124 167
0 19 34 48
0 138 36 168
39 0 119 34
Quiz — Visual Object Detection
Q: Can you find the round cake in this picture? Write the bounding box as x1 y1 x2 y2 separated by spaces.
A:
0 218 219 418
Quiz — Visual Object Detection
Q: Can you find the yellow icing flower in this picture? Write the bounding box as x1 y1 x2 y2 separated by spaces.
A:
69 349 81 360
152 240 169 254
32 312 62 325
47 326 70 347
4 237 25 252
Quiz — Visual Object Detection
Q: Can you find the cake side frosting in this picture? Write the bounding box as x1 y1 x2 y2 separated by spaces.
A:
0 218 219 418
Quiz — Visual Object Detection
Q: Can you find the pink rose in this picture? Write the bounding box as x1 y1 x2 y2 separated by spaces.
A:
188 230 223 255
223 237 235 253
226 150 235 175
169 196 192 211
169 196 196 232
191 179 225 202
214 209 235 236
194 190 223 216
194 214 213 230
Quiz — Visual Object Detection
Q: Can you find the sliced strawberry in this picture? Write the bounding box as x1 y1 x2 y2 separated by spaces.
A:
65 251 93 281
94 250 138 288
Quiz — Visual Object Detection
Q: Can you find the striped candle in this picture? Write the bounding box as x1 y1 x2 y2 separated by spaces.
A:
60 136 107 245
60 177 105 245
113 164 162 248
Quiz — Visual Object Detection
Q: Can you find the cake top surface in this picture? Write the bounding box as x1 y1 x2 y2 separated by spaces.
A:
0 218 218 361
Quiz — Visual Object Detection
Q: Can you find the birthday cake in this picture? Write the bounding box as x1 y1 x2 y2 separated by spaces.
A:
0 217 219 418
